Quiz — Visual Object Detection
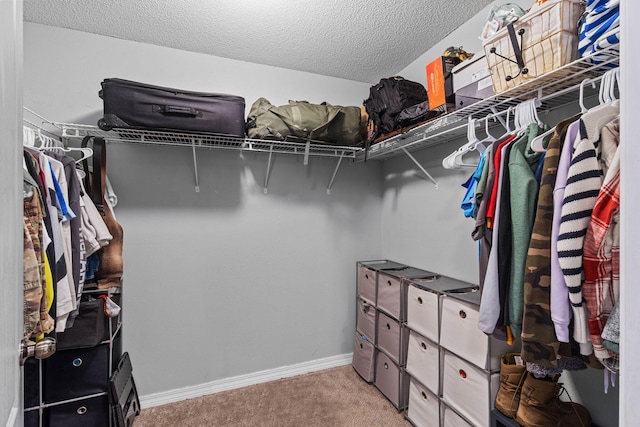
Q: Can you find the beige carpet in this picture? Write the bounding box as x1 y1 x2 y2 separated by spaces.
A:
135 365 412 427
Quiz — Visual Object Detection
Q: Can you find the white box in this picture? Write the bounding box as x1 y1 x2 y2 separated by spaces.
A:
442 404 473 427
407 377 440 427
405 330 439 394
442 351 499 427
439 292 515 370
452 54 491 93
406 284 440 343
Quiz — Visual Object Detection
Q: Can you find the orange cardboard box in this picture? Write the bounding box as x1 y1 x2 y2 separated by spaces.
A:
426 56 461 110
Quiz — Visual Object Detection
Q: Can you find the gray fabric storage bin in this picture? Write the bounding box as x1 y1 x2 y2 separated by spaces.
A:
375 349 409 409
352 332 376 382
356 297 376 344
376 310 409 365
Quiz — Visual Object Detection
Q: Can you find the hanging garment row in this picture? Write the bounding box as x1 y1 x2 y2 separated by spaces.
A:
454 67 620 385
21 129 123 363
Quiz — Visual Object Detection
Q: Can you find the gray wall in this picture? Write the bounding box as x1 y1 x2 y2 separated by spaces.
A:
23 23 383 397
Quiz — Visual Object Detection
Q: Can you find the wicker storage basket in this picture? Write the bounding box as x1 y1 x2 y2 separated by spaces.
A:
483 0 585 94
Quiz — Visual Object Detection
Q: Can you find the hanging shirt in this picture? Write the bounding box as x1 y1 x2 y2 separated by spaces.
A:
507 123 543 339
583 118 620 363
558 102 619 355
520 114 579 366
460 152 487 218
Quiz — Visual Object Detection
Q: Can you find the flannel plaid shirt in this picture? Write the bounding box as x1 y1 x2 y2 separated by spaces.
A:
583 141 620 362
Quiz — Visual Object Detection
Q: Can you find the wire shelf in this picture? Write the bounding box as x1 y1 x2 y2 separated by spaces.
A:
55 46 618 165
59 123 362 160
359 47 619 161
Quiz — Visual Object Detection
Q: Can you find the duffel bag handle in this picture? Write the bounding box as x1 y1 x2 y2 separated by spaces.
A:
155 105 199 117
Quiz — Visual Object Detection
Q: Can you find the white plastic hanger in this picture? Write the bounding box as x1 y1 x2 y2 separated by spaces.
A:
479 114 497 144
579 78 596 114
23 126 36 147
530 126 555 153
442 117 486 169
46 145 94 164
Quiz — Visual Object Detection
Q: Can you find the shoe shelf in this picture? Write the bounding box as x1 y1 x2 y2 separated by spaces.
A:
358 47 620 163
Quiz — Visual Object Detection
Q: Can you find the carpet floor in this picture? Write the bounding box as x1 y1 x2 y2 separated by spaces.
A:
135 365 412 427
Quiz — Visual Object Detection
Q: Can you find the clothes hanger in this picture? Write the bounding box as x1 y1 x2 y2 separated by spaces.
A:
23 126 36 147
579 78 596 114
45 145 94 164
478 114 497 145
526 97 551 152
441 117 485 169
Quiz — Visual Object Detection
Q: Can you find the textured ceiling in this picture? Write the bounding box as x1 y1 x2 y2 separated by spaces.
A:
23 0 495 83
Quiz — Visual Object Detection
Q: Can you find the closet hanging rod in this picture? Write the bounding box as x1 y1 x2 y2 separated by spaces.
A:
22 119 62 141
23 107 63 130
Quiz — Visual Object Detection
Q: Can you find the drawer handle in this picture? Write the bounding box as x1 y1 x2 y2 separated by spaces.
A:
365 274 369 280
387 280 392 286
384 362 389 369
417 296 423 304
386 323 391 330
421 342 427 350
363 305 370 314
360 343 363 349
459 310 467 319
459 369 467 379
77 406 87 415
72 358 83 367
421 391 428 400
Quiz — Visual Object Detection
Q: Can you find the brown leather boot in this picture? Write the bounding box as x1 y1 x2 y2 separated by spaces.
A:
495 353 526 418
515 374 592 427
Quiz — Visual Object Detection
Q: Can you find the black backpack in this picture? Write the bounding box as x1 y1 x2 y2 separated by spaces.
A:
363 76 428 142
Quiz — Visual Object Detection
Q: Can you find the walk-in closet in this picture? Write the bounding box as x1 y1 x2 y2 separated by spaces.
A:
2 1 637 426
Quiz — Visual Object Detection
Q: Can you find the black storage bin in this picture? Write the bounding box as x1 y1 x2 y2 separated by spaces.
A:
23 358 40 409
57 296 120 350
23 409 40 427
98 78 246 137
46 395 110 427
44 334 122 403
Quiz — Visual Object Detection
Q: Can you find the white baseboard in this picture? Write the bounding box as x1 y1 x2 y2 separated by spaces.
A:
139 352 354 409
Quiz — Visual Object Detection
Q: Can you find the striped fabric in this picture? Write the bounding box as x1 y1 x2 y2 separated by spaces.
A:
578 0 620 64
557 110 619 354
557 121 602 352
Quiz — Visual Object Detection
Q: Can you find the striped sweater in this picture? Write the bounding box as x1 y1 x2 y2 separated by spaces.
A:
557 104 619 354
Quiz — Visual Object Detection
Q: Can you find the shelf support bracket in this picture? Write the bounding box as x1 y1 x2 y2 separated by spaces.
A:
401 147 438 190
192 139 200 193
327 151 345 195
264 144 274 194
303 139 311 166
